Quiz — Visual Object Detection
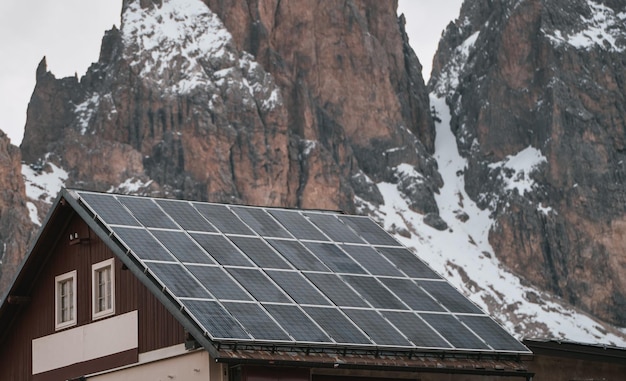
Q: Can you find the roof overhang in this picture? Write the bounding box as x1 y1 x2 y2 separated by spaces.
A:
215 347 533 378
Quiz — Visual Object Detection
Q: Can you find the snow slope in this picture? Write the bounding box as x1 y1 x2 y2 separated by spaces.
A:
22 155 69 226
364 95 626 346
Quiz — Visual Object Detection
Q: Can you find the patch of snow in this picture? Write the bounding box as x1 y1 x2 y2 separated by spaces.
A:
385 147 404 154
395 163 425 183
108 177 154 194
22 157 69 205
301 140 317 157
537 204 554 216
262 88 282 112
27 202 41 226
488 146 547 196
122 0 232 87
544 0 625 52
120 0 283 112
74 93 100 134
432 31 480 96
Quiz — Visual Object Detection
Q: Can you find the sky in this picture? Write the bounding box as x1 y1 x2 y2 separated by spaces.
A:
0 0 463 146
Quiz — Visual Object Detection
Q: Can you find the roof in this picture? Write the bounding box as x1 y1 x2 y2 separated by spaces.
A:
523 338 626 364
1 188 532 375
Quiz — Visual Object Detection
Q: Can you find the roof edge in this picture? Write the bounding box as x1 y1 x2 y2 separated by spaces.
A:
62 189 222 359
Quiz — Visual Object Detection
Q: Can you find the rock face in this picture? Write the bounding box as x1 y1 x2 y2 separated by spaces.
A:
430 0 626 325
205 0 438 210
10 0 438 287
20 0 438 213
0 132 33 294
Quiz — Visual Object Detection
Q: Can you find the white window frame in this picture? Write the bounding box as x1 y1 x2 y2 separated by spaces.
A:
55 270 77 330
92 258 115 320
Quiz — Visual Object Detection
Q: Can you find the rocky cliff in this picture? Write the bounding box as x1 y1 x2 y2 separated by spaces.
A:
430 0 626 326
19 0 438 215
0 132 33 294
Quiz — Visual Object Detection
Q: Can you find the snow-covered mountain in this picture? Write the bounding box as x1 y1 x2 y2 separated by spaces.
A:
2 0 626 346
429 0 626 338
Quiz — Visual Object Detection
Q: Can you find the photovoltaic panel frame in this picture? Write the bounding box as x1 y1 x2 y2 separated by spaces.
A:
193 203 253 235
305 213 365 243
155 199 217 232
231 206 291 238
117 196 178 229
268 210 328 241
78 193 140 226
338 215 401 246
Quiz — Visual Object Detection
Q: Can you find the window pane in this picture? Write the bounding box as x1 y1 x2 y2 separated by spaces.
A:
59 279 74 322
93 262 114 316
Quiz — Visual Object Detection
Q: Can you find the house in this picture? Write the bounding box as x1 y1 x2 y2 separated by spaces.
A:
0 189 533 381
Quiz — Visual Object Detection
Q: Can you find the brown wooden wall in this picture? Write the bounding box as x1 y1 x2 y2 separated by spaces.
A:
0 212 185 381
525 353 626 380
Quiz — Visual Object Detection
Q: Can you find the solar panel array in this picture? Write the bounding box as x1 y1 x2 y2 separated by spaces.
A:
75 191 529 354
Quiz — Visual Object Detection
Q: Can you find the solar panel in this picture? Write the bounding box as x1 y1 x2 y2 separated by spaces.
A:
222 302 291 341
303 242 366 274
305 213 365 243
147 262 209 298
117 196 178 229
226 268 291 303
268 210 328 240
342 309 411 347
420 313 489 350
228 236 291 269
155 199 217 232
263 304 334 343
231 206 291 238
74 191 530 355
114 227 176 261
304 273 369 308
338 216 401 246
186 265 251 301
458 315 529 351
382 311 451 348
78 192 140 226
379 278 445 312
265 270 331 305
303 307 372 345
377 247 442 279
151 230 215 264
192 203 253 235
340 244 403 276
342 275 407 310
190 233 253 266
418 280 483 314
266 239 329 271
183 300 250 340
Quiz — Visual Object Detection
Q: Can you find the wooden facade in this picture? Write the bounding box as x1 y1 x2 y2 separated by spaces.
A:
523 339 626 380
0 210 185 381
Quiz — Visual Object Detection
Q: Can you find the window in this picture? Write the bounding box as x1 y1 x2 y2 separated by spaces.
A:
92 258 115 319
55 270 77 330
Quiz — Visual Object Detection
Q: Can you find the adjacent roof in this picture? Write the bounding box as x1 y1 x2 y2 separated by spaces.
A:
523 338 626 364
